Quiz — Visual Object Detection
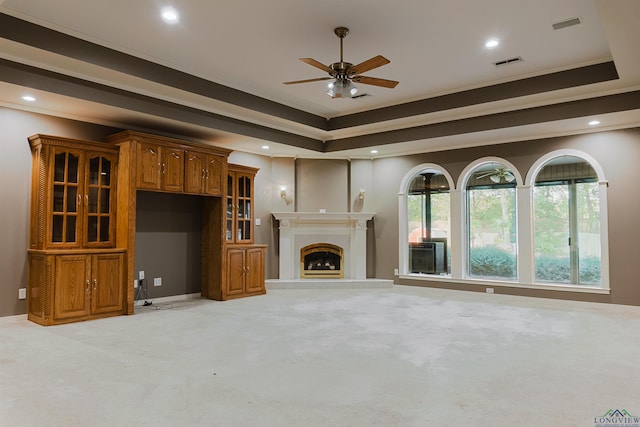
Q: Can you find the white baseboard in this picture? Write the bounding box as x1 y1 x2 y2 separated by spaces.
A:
0 313 28 324
134 292 202 306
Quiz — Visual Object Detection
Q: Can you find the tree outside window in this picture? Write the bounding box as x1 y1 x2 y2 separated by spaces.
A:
466 162 517 280
533 156 601 285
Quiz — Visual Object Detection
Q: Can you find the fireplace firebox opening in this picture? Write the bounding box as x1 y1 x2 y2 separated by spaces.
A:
300 243 344 279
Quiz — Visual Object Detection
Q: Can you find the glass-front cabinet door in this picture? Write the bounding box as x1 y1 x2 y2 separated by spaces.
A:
85 152 116 247
225 174 234 242
50 148 84 247
236 174 252 243
225 169 255 244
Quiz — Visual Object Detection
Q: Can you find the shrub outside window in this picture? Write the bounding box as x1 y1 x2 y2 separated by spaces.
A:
533 156 601 285
466 163 517 280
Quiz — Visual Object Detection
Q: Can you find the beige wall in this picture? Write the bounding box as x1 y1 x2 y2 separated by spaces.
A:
0 108 118 316
371 129 640 306
2 105 640 317
295 158 349 212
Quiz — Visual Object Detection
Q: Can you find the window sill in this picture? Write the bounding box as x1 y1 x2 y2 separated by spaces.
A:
398 273 611 295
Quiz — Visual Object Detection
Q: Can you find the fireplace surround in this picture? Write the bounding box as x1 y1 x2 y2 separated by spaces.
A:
271 212 374 281
266 212 392 289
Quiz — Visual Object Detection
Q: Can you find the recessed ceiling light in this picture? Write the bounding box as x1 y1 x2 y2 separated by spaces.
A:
370 150 378 154
588 120 601 126
261 145 270 150
485 39 500 49
22 95 36 102
161 7 179 24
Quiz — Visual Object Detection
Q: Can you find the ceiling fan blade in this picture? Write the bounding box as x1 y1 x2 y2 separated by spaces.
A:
283 77 333 85
351 75 399 88
349 55 390 75
476 171 495 179
299 58 335 75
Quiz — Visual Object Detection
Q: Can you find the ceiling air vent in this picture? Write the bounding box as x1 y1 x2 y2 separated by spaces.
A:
493 56 523 67
552 17 582 30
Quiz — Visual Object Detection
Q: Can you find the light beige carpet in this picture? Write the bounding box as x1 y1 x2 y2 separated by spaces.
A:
1 285 639 426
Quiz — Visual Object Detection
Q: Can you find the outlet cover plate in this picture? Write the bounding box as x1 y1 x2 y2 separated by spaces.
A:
18 288 27 299
154 277 162 287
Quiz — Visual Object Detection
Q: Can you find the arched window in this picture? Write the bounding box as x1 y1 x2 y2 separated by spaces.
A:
404 166 452 275
464 160 518 280
532 155 602 285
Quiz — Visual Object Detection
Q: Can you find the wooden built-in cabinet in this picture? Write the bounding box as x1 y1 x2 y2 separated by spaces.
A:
108 131 266 308
28 250 125 325
202 164 266 300
27 135 126 325
27 131 266 325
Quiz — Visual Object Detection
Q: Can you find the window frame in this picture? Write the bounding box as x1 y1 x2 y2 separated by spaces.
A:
527 150 609 290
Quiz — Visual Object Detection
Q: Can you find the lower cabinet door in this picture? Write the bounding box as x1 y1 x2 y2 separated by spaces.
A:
245 247 265 294
226 248 247 297
54 255 91 320
91 253 124 315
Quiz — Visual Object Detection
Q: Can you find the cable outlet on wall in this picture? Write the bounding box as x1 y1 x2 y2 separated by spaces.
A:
138 270 145 280
18 288 27 300
154 277 162 287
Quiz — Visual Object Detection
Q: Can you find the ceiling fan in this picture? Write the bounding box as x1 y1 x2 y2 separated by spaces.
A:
476 167 516 183
283 27 399 98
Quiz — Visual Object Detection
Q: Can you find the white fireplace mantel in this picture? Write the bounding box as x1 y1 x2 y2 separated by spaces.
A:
272 212 375 280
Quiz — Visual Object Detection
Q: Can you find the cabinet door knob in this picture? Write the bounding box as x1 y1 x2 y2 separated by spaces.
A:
86 279 91 290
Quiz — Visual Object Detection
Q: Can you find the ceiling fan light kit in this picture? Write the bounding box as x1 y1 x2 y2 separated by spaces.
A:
327 79 358 98
284 27 399 99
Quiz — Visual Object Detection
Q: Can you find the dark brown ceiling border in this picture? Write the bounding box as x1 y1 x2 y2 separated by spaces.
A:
324 90 640 152
0 12 329 131
327 61 619 130
0 58 324 151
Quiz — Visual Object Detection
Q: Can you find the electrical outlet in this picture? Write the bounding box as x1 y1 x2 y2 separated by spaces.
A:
255 218 261 226
18 288 27 300
154 277 162 287
486 288 494 294
134 279 138 288
394 268 399 275
138 271 145 280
